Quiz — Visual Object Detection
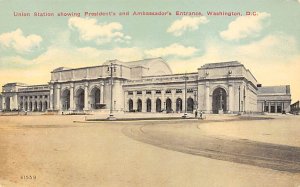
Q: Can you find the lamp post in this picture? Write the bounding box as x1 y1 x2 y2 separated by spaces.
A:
182 73 188 118
107 62 117 120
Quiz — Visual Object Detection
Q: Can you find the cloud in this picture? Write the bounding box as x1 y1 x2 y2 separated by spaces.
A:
167 16 209 36
220 12 271 41
0 28 42 53
166 33 299 101
68 17 131 45
145 43 198 57
236 33 297 60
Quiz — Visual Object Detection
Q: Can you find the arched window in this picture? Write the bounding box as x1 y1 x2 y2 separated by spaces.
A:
137 99 142 112
146 99 151 112
128 99 133 112
62 89 70 111
212 87 227 114
90 87 101 109
156 98 161 112
176 98 182 112
187 98 194 113
166 98 172 113
75 88 85 111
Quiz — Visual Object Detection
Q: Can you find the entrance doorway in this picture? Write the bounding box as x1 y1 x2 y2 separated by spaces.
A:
212 88 227 114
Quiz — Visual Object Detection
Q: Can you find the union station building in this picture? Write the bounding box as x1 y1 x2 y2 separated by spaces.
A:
1 58 291 114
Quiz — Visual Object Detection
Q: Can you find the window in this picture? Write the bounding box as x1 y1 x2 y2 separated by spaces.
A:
45 95 48 98
187 89 194 93
137 91 142 95
128 91 133 95
176 89 182 93
156 90 161 94
146 90 151 94
166 90 171 94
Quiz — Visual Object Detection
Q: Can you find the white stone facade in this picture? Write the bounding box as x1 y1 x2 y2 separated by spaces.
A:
1 57 290 114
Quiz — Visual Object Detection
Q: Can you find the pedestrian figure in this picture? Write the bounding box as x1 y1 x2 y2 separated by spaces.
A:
200 111 203 119
195 110 198 118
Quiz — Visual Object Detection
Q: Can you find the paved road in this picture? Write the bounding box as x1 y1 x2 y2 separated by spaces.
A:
122 121 300 173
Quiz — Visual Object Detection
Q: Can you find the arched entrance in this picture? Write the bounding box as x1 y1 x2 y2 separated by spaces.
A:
34 101 37 111
146 99 151 112
187 98 194 113
128 99 133 112
212 87 227 114
5 97 10 110
29 102 32 111
61 89 70 111
75 88 84 111
156 98 161 112
20 102 23 111
39 101 42 111
90 87 100 109
44 101 48 111
176 98 182 112
137 99 142 112
166 98 172 113
25 101 28 111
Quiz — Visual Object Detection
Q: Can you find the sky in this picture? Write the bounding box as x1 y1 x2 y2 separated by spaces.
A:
0 0 299 102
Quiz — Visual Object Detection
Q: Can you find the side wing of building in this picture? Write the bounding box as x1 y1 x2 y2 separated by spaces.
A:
257 85 292 113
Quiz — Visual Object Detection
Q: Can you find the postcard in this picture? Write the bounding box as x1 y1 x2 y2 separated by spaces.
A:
0 0 300 186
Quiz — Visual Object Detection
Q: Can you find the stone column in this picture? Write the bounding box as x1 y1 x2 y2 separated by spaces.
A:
55 84 61 110
151 90 156 112
142 91 146 112
84 82 89 111
27 97 30 111
133 92 137 111
205 83 210 113
41 96 44 111
2 98 5 110
262 101 265 112
172 90 176 113
13 94 18 110
100 83 104 104
69 83 74 110
275 102 278 113
228 84 234 113
31 99 34 111
37 100 40 111
22 97 25 111
268 102 271 113
49 85 54 110
161 90 166 111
